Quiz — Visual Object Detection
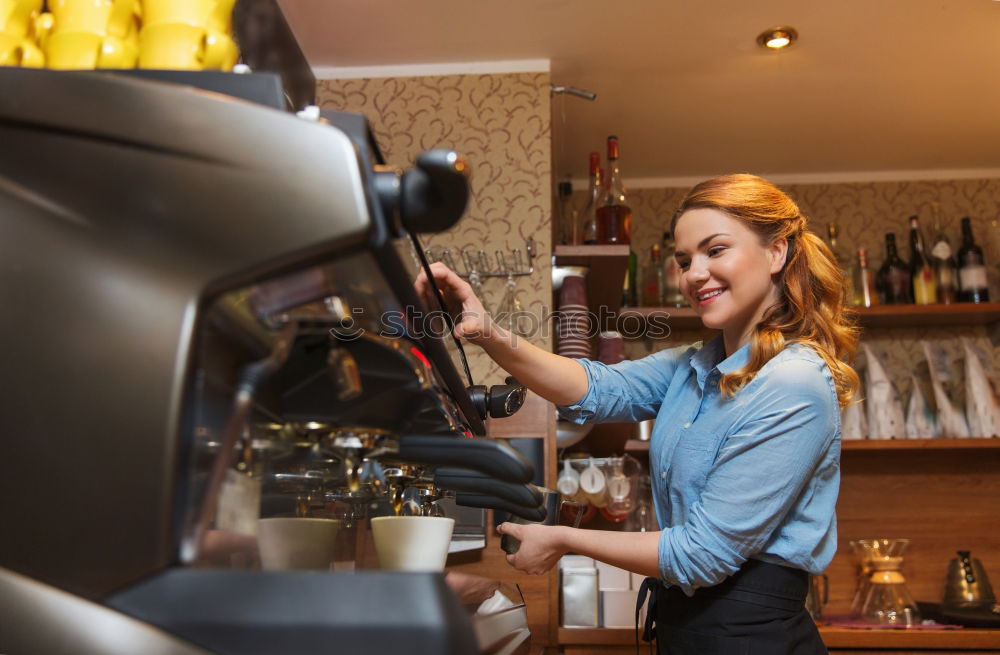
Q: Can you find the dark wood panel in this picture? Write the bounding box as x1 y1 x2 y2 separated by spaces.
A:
828 449 1000 613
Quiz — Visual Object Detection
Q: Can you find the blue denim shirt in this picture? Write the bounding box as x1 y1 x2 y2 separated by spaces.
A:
559 336 841 595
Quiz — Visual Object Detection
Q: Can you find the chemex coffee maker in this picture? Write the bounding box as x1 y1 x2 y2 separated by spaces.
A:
0 68 545 654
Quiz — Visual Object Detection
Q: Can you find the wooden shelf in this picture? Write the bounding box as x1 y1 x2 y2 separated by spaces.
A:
626 438 1000 454
554 245 630 318
618 302 1000 333
558 626 1000 649
841 437 1000 450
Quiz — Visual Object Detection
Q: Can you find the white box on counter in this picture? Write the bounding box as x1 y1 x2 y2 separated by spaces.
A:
596 561 631 591
561 567 599 627
602 589 643 628
559 555 595 569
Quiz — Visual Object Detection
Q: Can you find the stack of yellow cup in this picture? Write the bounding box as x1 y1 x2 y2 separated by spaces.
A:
0 0 45 67
37 0 141 69
139 0 238 71
1 0 240 71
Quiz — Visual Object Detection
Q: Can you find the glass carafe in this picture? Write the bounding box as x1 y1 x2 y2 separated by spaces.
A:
849 538 910 616
861 556 921 626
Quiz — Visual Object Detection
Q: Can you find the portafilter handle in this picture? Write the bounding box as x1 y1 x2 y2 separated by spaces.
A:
396 434 534 484
434 468 543 507
453 492 547 523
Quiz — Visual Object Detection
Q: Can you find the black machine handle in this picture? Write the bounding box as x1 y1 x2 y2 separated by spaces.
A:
467 376 526 420
397 435 534 484
454 492 546 523
399 149 470 234
434 468 543 507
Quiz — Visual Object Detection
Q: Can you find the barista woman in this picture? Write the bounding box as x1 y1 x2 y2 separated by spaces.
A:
416 174 859 654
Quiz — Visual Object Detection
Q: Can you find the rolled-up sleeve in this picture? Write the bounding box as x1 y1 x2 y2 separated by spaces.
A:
558 345 693 424
657 357 839 593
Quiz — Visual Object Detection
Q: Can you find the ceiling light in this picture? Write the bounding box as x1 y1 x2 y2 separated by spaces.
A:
757 26 798 50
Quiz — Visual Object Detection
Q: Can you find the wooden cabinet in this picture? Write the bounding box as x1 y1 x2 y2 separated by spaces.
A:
545 255 1000 653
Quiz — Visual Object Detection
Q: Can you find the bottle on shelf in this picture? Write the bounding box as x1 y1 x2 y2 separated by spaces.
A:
853 247 879 308
661 231 685 307
877 233 912 304
908 215 936 305
641 244 665 306
826 223 854 304
957 216 989 303
581 152 601 245
928 202 958 304
621 250 638 307
596 135 632 245
556 181 576 246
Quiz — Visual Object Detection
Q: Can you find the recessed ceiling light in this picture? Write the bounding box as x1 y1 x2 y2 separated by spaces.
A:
757 26 798 50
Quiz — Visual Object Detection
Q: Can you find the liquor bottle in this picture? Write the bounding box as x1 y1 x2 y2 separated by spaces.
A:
957 216 989 303
908 215 936 305
557 181 575 245
596 135 632 244
877 233 912 304
826 223 854 304
581 152 601 245
641 244 665 306
620 250 638 307
853 248 879 308
928 203 958 304
661 231 685 307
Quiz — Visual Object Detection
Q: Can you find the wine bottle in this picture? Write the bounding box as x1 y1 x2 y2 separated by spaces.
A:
853 248 879 308
596 136 632 244
877 233 912 304
928 203 958 304
661 231 685 307
957 216 989 303
826 223 854 304
908 215 936 305
581 152 601 245
641 244 664 306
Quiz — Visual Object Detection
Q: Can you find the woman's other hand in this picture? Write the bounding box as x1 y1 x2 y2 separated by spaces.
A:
414 262 496 344
497 522 568 575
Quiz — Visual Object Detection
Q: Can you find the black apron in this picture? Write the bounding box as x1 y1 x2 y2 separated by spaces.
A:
635 559 828 655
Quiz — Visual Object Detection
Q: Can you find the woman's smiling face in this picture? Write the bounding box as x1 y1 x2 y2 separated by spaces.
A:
673 208 788 353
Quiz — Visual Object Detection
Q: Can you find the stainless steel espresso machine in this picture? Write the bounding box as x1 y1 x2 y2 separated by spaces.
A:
0 69 545 655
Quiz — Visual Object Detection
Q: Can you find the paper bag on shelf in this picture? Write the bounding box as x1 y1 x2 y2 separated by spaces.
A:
862 344 905 439
962 338 1000 438
842 388 868 440
905 373 937 439
921 340 970 438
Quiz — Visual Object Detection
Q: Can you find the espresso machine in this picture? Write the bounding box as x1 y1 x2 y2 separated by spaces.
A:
0 69 545 654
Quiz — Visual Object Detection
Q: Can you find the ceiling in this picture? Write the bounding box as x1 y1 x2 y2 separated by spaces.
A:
278 0 1000 184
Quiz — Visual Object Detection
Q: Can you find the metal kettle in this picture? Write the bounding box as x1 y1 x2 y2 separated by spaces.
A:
944 550 996 604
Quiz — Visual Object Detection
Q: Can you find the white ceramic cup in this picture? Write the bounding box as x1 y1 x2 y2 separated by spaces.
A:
257 517 341 571
371 516 454 572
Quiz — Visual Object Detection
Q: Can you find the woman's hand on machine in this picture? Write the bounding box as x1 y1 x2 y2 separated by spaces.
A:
497 522 568 575
414 262 496 344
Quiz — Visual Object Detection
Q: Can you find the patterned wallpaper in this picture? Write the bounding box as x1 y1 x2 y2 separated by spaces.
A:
316 73 552 385
570 178 1000 403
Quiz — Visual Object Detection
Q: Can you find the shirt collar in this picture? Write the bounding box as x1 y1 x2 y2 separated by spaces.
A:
690 335 753 388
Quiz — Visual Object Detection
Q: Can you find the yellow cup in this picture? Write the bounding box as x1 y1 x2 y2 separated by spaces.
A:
44 29 134 69
0 31 44 66
138 21 236 70
142 0 235 32
43 0 138 37
1 0 43 37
